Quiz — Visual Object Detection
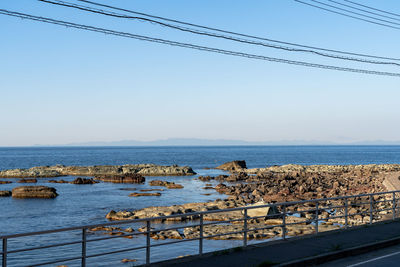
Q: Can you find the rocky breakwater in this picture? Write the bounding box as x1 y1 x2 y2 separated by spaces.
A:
0 164 196 178
210 164 400 204
12 186 58 199
104 163 400 242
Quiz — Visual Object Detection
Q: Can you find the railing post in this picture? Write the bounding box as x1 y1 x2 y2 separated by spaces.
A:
243 208 247 247
146 220 151 266
369 195 373 224
199 214 203 255
315 202 319 234
2 238 6 267
393 192 396 220
82 228 86 267
345 198 348 229
282 205 286 240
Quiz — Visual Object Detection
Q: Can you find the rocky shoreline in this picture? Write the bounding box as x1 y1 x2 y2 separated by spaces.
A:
105 162 400 241
0 164 196 178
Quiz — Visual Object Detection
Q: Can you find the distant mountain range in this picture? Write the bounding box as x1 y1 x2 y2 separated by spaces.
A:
35 138 400 147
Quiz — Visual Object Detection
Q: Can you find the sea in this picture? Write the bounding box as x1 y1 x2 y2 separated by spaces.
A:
1 146 400 266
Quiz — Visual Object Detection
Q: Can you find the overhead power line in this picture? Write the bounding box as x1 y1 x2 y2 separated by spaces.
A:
1 9 400 78
309 0 400 27
37 0 400 67
344 0 400 18
73 0 400 62
327 0 400 22
295 0 400 30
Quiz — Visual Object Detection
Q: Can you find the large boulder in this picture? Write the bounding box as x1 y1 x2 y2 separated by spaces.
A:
12 186 58 199
244 201 280 219
216 160 247 172
96 173 145 184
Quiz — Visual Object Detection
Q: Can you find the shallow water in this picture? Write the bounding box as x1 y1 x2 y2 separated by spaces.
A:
1 146 400 265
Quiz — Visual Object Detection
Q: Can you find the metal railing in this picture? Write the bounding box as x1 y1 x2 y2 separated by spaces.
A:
1 190 400 266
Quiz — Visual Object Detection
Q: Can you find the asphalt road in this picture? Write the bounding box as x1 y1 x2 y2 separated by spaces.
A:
321 243 400 267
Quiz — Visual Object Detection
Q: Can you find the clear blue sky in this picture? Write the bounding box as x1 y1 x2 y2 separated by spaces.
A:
1 0 399 146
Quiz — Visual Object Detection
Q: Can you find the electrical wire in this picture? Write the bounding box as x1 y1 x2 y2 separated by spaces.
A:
1 9 399 77
344 0 400 18
295 0 400 30
309 0 400 26
327 0 400 22
37 0 400 67
73 0 400 62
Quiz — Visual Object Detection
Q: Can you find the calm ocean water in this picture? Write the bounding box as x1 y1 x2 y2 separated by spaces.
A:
1 146 400 266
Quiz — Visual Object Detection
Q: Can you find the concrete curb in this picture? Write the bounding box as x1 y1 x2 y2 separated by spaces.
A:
280 235 400 266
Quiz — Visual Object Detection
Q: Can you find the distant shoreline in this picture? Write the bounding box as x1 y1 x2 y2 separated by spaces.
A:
1 144 400 148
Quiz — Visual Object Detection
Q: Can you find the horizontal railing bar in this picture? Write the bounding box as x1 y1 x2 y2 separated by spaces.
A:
86 245 148 259
247 224 284 232
205 229 246 239
374 199 394 204
86 232 141 243
2 190 400 239
29 255 82 267
377 207 395 212
202 218 245 226
315 205 345 210
285 219 316 226
148 237 200 248
7 240 82 254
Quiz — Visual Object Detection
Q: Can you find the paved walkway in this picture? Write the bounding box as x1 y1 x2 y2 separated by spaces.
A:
152 220 400 267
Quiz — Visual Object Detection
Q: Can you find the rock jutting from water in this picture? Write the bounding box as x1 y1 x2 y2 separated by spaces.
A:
0 190 11 197
18 178 38 183
0 164 196 178
95 174 145 184
12 186 58 199
129 192 162 197
71 177 98 184
148 180 184 189
216 160 247 172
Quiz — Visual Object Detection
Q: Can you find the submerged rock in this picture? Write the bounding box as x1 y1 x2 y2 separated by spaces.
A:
129 192 161 197
12 186 58 199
